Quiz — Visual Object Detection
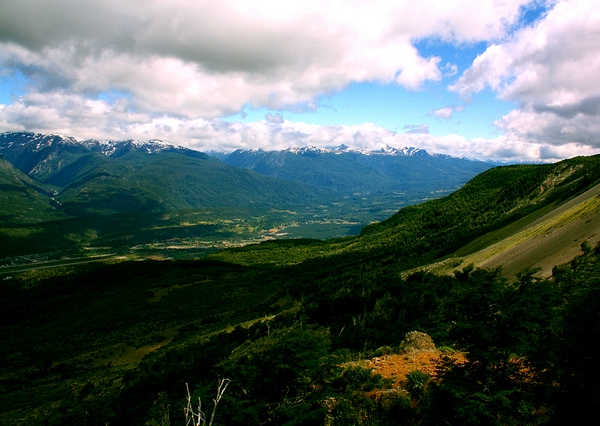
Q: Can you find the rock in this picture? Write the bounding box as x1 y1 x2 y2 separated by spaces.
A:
398 331 437 354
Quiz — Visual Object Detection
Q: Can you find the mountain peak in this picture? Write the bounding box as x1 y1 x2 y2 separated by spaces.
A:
0 131 80 151
285 146 331 155
82 138 192 157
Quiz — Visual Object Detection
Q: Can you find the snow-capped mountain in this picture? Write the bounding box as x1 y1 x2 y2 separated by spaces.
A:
0 131 201 158
0 132 207 179
223 144 492 196
282 144 434 157
0 132 81 152
82 138 203 158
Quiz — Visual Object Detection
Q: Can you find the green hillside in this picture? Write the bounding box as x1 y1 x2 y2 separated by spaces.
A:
0 156 65 225
44 152 336 216
0 132 337 216
114 152 336 210
1 155 600 425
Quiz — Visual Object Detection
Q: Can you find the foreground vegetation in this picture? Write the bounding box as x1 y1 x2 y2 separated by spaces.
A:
1 155 600 424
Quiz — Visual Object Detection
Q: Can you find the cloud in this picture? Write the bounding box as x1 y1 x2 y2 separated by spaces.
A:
533 96 600 119
442 63 458 77
0 0 530 120
6 0 597 162
265 112 284 124
430 107 454 120
402 124 430 134
5 91 593 163
451 0 600 148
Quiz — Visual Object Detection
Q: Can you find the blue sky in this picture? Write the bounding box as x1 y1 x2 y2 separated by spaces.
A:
0 0 599 162
232 79 515 141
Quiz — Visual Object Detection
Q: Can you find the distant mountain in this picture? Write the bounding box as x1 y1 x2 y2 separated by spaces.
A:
82 138 208 159
0 132 206 181
222 145 492 196
0 132 91 182
0 132 335 216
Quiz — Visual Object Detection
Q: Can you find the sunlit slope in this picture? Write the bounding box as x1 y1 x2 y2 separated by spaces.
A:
422 182 600 278
358 156 600 255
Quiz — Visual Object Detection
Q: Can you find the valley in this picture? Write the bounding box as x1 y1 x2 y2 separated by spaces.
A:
0 132 480 261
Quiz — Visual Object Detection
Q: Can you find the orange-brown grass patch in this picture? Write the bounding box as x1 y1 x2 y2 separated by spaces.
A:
367 350 468 389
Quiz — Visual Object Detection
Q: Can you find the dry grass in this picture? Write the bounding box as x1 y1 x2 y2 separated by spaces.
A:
366 350 467 388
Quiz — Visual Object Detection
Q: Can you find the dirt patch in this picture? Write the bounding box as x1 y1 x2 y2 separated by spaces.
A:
367 351 467 388
366 332 466 388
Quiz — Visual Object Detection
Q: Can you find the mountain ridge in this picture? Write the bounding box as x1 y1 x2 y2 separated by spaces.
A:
223 144 492 197
0 132 337 216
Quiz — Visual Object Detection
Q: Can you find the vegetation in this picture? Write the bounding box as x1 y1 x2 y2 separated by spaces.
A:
1 155 600 424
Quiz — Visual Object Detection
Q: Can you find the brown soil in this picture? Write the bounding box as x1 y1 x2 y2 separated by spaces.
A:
366 350 467 388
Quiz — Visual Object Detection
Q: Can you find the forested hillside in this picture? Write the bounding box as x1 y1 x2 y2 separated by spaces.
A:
1 155 600 425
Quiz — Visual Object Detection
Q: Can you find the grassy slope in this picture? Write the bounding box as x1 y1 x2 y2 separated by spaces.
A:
460 182 600 277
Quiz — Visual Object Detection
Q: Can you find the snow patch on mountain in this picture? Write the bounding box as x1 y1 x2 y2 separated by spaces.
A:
236 144 444 158
0 132 80 152
82 138 190 157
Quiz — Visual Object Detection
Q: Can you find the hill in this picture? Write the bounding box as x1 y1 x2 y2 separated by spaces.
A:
429 181 600 278
2 155 600 424
0 156 64 224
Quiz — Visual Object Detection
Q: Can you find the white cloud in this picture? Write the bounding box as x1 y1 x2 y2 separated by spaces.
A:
3 91 593 162
0 0 530 118
452 0 600 148
265 112 284 124
430 107 454 120
7 0 597 162
402 123 430 134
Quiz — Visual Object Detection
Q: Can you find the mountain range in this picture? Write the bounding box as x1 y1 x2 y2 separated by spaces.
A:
0 131 492 257
0 132 334 218
222 145 491 196
0 132 491 218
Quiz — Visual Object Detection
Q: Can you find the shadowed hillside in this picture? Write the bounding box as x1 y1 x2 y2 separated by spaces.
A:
1 155 600 425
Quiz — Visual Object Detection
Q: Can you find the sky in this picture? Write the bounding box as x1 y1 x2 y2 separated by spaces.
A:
0 0 599 162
